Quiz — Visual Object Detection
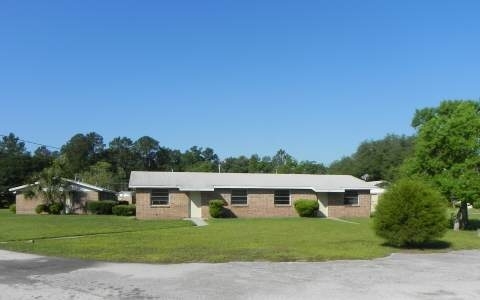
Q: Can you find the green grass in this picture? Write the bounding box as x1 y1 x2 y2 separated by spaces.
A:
0 209 479 263
0 210 191 241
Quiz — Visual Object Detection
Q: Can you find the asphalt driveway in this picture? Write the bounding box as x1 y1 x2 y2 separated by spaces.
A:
1 249 479 299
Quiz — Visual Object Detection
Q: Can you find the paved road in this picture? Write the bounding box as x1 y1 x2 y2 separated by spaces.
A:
1 249 480 299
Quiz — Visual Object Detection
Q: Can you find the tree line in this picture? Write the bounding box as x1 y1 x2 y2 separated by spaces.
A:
0 134 329 204
0 130 415 206
3 99 480 226
3 99 478 231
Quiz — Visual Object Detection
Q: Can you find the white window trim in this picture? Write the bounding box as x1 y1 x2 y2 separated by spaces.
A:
274 189 291 206
230 189 248 206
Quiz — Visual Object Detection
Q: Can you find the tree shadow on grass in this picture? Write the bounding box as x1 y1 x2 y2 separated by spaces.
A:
381 240 451 250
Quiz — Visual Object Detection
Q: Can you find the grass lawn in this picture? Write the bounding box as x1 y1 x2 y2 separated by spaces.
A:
1 209 480 263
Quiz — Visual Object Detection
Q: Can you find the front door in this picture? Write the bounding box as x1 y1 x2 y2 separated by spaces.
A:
189 192 202 218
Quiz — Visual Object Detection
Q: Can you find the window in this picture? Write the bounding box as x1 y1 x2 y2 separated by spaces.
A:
274 190 290 205
231 190 248 205
151 189 169 205
343 190 359 205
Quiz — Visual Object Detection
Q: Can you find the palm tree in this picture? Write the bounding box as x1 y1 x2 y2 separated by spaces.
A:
24 166 69 214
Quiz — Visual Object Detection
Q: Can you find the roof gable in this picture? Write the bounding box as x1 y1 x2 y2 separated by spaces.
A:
9 179 115 194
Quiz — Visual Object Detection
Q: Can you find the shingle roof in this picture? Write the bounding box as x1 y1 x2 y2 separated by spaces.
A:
129 171 373 192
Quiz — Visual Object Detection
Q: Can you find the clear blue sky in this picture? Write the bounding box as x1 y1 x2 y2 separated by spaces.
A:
1 0 479 164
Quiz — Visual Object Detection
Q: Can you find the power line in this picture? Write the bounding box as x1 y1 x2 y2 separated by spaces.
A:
0 134 61 150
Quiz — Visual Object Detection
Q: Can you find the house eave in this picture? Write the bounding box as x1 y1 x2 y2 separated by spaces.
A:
8 182 39 193
129 185 371 193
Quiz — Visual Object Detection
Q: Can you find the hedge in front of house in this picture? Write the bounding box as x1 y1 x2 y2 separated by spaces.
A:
49 202 64 215
86 200 117 215
35 204 49 214
112 204 136 216
209 199 226 218
9 204 16 214
294 199 319 217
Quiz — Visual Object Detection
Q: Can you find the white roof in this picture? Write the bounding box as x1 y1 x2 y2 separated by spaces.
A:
365 180 388 194
129 171 373 192
9 179 115 194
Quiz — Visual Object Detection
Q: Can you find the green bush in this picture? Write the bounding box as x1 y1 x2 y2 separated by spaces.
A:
9 204 16 214
447 212 456 229
86 200 117 215
294 199 319 217
35 204 48 214
112 204 136 216
473 200 480 209
374 179 447 247
49 202 64 215
209 199 226 218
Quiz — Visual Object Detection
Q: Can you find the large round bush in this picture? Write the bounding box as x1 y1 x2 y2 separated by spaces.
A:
209 199 226 218
49 202 64 215
294 199 319 217
35 204 48 214
374 179 447 247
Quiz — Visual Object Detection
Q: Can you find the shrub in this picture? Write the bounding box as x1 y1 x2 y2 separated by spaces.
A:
209 199 226 218
49 202 64 215
473 200 480 209
447 212 456 229
294 199 319 217
112 204 136 216
86 200 117 215
35 204 48 214
117 200 129 206
9 204 16 214
374 179 447 247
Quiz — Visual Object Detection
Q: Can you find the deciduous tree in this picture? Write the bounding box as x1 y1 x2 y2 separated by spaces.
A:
402 100 480 229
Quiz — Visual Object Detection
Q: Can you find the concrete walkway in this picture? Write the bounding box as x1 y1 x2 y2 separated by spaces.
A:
1 249 480 299
184 217 208 226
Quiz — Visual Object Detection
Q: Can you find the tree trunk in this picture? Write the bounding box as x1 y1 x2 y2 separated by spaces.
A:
454 200 469 231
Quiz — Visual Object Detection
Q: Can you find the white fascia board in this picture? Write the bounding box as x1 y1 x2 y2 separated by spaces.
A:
314 189 345 193
179 188 215 192
8 182 39 192
63 178 113 193
129 185 178 189
129 185 215 192
214 185 317 191
8 184 32 192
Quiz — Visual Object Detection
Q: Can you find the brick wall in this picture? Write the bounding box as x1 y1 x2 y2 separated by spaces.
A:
327 191 371 218
16 191 104 214
134 188 372 219
201 189 318 218
15 194 44 214
135 189 189 219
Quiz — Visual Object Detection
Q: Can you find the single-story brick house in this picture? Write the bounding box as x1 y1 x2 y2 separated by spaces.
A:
9 179 116 214
129 171 377 219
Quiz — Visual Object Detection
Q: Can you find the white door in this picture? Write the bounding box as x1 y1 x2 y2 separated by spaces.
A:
189 192 202 218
